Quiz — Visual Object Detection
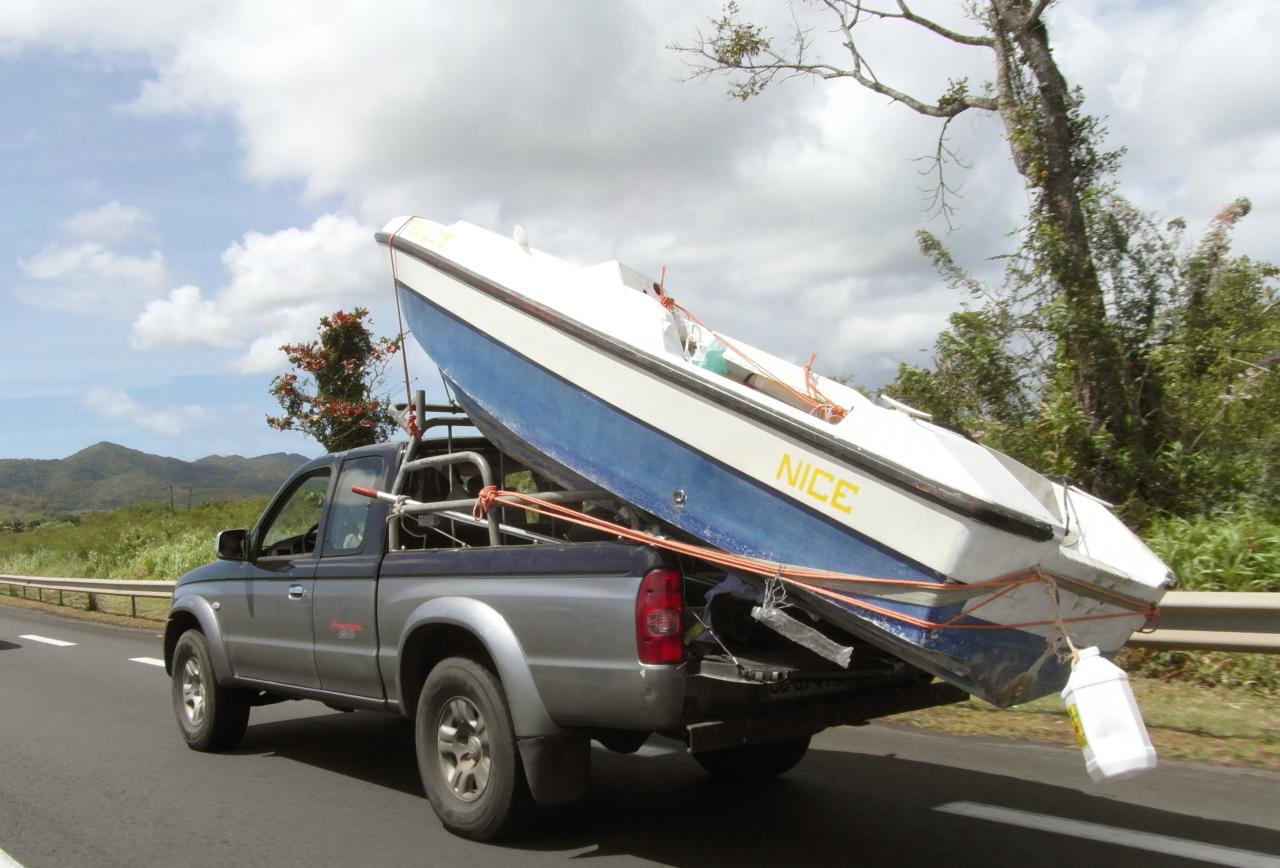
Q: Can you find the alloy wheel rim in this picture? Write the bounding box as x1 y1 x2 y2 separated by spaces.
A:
181 657 206 727
436 695 490 802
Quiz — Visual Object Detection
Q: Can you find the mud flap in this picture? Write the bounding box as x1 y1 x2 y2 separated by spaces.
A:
517 733 590 806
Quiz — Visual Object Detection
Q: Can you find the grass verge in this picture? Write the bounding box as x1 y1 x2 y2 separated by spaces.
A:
890 675 1279 771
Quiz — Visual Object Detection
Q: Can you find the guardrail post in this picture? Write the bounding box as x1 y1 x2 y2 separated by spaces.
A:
130 596 137 618
58 590 63 607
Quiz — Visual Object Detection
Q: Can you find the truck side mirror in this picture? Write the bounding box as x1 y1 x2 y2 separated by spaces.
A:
215 528 249 561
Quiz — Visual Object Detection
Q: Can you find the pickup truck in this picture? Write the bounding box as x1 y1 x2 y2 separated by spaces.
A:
165 429 965 840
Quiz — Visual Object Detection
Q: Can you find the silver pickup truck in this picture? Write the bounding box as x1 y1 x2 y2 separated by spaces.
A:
165 431 964 840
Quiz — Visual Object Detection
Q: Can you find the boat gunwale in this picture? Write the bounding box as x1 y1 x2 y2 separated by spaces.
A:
376 229 1058 543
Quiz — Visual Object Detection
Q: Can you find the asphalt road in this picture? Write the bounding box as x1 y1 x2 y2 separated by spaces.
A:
2 603 1278 868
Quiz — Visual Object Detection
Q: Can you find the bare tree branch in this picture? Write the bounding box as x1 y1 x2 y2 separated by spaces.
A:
912 115 971 230
1025 0 1053 28
672 0 997 115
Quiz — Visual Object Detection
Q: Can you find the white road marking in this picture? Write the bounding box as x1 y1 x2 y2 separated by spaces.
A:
18 634 76 647
1 844 27 867
936 801 1280 868
130 657 165 668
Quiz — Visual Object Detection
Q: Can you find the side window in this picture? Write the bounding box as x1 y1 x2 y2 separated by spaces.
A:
324 456 385 556
260 471 331 557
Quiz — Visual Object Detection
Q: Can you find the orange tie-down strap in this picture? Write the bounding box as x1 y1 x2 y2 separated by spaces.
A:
651 280 847 423
468 486 1158 633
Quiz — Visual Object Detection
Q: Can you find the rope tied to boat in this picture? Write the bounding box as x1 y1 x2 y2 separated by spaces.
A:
650 271 848 423
1041 571 1081 667
472 485 500 521
466 486 1158 634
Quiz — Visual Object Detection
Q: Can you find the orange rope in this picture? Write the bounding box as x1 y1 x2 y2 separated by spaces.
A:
651 278 847 422
470 486 1157 632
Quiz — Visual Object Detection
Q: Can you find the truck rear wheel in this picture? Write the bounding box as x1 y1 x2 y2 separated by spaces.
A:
416 657 531 841
693 736 811 784
171 630 250 751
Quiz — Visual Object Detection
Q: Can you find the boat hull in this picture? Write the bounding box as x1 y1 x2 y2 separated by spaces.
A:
381 219 1166 706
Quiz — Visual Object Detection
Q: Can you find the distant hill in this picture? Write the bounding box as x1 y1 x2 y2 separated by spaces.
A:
0 442 310 514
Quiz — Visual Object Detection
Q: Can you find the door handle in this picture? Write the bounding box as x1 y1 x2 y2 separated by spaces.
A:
288 584 307 600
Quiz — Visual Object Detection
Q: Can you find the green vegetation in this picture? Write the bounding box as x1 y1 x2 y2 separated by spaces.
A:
890 198 1279 524
894 674 1279 770
1145 508 1280 593
0 498 266 580
1133 509 1280 695
268 307 403 452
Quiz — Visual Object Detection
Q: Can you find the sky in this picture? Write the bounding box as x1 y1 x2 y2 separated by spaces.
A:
1 0 1277 461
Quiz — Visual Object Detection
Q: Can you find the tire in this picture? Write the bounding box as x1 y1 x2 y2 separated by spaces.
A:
416 657 531 841
693 736 811 785
171 630 250 752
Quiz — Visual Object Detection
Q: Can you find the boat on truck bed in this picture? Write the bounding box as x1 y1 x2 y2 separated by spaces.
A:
375 216 1175 708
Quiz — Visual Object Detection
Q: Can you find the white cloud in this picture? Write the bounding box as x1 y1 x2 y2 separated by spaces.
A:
83 386 209 437
96 0 1033 378
129 213 385 368
60 201 153 244
5 0 1278 385
131 284 237 349
17 241 166 313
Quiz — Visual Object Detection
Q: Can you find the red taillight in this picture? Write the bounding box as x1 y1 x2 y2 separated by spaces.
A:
636 567 683 664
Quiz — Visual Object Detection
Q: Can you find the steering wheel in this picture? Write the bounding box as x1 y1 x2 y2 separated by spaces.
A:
303 523 319 553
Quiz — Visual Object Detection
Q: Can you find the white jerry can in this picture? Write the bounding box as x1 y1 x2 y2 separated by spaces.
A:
1061 646 1157 782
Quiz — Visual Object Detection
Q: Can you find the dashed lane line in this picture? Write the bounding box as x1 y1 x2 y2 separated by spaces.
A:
18 634 76 647
935 801 1280 868
1 844 26 867
130 657 165 668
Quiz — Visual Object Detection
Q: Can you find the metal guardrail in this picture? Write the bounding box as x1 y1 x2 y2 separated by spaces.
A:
1127 591 1278 654
1 575 1276 650
1 574 175 619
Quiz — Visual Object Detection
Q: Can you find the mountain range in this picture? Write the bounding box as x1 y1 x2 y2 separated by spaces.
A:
0 442 310 515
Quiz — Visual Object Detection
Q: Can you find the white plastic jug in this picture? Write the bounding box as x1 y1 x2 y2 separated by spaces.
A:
1060 646 1157 782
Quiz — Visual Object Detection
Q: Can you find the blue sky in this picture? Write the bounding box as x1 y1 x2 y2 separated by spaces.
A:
2 1 1276 462
1 51 329 458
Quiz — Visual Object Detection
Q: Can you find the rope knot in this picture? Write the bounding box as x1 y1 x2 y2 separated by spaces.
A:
472 485 499 520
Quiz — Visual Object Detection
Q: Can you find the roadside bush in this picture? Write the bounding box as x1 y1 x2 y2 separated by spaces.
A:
1144 507 1280 592
1118 648 1278 696
1131 506 1280 695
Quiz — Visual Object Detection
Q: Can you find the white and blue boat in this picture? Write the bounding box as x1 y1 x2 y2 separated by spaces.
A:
376 216 1174 707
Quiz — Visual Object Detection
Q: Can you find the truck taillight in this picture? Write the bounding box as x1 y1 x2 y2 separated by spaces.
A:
636 567 683 664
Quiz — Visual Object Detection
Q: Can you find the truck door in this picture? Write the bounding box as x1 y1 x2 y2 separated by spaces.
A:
221 467 330 689
312 455 386 698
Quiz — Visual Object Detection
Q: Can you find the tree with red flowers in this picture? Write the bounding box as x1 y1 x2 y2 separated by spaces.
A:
267 307 403 453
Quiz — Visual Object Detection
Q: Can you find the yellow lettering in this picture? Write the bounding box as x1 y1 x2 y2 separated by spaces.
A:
776 453 804 487
806 468 834 503
777 452 860 517
831 479 859 514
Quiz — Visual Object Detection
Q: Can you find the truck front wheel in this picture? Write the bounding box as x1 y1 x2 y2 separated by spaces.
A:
693 736 811 784
416 657 531 841
170 630 250 751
